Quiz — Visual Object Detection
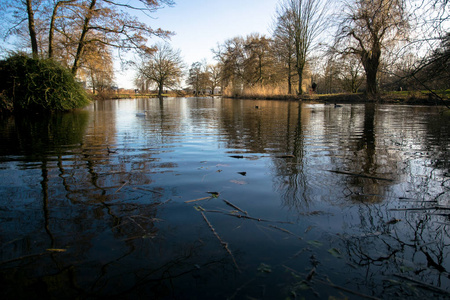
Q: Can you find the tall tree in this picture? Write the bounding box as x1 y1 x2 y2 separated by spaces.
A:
137 43 184 97
334 0 408 97
275 0 330 95
25 0 39 57
272 7 296 94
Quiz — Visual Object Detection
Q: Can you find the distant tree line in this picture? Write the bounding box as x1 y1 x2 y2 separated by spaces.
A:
187 0 448 99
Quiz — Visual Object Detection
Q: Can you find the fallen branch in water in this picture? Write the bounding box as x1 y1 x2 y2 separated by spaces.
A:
223 199 248 215
221 212 293 224
200 211 240 272
328 170 393 182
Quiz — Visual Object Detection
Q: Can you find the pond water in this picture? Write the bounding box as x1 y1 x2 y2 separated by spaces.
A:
0 97 449 299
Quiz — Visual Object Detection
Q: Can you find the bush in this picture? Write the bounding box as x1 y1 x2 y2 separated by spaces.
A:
0 54 91 112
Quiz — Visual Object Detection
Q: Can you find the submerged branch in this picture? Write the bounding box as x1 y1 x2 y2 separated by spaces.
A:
223 199 248 215
200 211 240 272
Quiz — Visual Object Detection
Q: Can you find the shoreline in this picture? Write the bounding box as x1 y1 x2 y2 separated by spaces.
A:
98 91 450 107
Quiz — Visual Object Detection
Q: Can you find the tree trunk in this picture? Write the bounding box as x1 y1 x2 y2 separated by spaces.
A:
288 60 292 95
26 0 38 58
361 48 381 97
72 0 97 76
297 69 303 95
158 82 163 97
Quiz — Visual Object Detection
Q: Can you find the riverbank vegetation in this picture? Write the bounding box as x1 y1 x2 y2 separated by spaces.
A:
0 55 90 113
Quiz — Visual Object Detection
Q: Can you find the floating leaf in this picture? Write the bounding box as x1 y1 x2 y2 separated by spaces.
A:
257 263 272 273
305 225 314 233
400 265 414 273
207 191 220 198
386 218 401 225
328 248 343 258
230 180 247 185
297 280 310 290
307 240 323 248
142 233 157 239
47 248 66 253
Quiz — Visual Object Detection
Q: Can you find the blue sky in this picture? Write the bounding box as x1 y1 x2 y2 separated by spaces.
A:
117 0 281 88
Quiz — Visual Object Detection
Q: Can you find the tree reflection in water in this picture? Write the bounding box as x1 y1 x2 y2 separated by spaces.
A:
0 99 449 299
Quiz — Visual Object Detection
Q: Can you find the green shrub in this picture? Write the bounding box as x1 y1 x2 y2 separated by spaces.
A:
0 54 91 112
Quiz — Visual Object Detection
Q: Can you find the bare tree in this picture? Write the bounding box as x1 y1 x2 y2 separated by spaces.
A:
272 8 296 94
212 37 245 96
242 33 273 87
208 64 221 95
187 61 209 95
275 0 330 95
334 0 408 97
137 43 184 97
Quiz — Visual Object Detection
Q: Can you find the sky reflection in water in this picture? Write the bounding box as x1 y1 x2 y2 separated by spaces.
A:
0 97 449 299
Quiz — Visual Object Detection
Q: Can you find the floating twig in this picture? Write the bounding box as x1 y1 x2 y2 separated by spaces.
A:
200 211 240 272
185 196 212 203
223 199 248 215
114 181 128 194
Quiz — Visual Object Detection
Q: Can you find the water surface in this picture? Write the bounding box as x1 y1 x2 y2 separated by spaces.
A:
1 97 449 299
